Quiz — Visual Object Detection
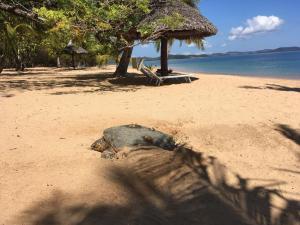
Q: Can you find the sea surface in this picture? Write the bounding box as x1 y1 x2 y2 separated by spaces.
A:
145 51 300 79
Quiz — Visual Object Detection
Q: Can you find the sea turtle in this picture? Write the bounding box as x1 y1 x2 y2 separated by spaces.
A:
91 124 177 159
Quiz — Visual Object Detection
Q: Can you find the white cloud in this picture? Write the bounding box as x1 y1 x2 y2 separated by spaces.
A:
204 40 213 48
141 44 150 48
187 41 212 49
187 43 196 48
221 43 227 47
229 15 284 40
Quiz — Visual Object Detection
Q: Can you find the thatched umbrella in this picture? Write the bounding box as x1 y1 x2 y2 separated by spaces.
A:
139 0 217 76
63 42 88 69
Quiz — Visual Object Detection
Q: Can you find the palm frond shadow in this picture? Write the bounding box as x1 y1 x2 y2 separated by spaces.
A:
18 147 299 225
275 124 300 146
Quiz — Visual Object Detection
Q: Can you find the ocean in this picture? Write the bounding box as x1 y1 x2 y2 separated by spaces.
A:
145 51 300 79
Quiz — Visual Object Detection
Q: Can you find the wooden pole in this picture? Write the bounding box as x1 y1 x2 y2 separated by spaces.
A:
160 37 168 76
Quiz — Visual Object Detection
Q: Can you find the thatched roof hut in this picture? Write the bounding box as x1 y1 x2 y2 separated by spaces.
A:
63 45 88 55
63 42 88 69
139 0 217 75
140 0 217 39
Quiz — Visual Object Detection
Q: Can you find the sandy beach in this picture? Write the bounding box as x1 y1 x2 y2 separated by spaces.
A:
0 66 299 224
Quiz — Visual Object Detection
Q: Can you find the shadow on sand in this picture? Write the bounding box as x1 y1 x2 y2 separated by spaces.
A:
0 72 146 95
275 124 300 146
18 147 299 225
275 124 300 164
240 84 300 93
0 70 197 96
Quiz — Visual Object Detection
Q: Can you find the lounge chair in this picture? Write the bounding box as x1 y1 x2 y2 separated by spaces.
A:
132 58 145 71
140 66 192 86
137 58 144 71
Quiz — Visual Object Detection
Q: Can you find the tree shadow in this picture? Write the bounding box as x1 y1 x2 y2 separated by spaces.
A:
239 84 300 93
18 147 299 225
265 84 300 93
239 85 264 90
0 71 152 95
109 75 199 86
0 67 92 77
271 168 300 175
0 69 199 96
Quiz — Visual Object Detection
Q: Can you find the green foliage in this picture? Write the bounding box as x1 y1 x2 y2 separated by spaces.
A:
36 7 72 56
34 0 151 59
96 55 111 67
0 19 37 68
0 0 204 68
145 64 156 71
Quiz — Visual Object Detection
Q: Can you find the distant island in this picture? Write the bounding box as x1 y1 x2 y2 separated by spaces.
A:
144 47 300 61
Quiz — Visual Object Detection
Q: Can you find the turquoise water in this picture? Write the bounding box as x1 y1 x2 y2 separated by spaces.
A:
145 51 300 79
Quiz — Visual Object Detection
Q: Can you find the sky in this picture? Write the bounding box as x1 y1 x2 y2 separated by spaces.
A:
133 0 300 57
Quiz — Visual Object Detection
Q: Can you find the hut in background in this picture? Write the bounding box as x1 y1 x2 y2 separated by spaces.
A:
138 0 217 76
63 41 88 69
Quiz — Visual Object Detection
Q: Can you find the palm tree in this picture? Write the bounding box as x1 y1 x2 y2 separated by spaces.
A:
1 22 34 71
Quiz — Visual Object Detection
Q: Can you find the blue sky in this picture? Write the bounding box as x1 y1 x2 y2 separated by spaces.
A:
133 0 300 57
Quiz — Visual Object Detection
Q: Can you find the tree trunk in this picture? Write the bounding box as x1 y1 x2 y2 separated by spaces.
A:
114 46 133 77
160 37 168 76
57 56 61 68
72 53 76 70
15 54 23 71
0 55 4 74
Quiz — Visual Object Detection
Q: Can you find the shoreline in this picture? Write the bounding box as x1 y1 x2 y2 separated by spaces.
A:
144 50 300 80
1 65 300 81
142 64 300 81
185 69 300 81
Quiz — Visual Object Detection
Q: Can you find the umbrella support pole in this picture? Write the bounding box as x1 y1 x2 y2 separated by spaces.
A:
160 37 168 76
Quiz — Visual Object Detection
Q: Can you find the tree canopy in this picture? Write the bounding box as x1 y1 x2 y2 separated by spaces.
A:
0 0 209 73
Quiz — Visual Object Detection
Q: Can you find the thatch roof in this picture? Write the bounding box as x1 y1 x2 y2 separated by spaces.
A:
139 0 217 40
63 45 88 55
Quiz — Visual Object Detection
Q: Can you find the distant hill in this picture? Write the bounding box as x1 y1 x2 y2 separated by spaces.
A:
219 47 300 56
144 47 300 61
144 54 208 61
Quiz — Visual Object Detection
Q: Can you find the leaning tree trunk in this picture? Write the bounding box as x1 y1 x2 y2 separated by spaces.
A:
114 46 133 77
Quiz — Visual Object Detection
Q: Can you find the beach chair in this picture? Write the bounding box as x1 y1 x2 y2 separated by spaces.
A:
137 58 144 71
140 66 192 86
132 58 145 71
